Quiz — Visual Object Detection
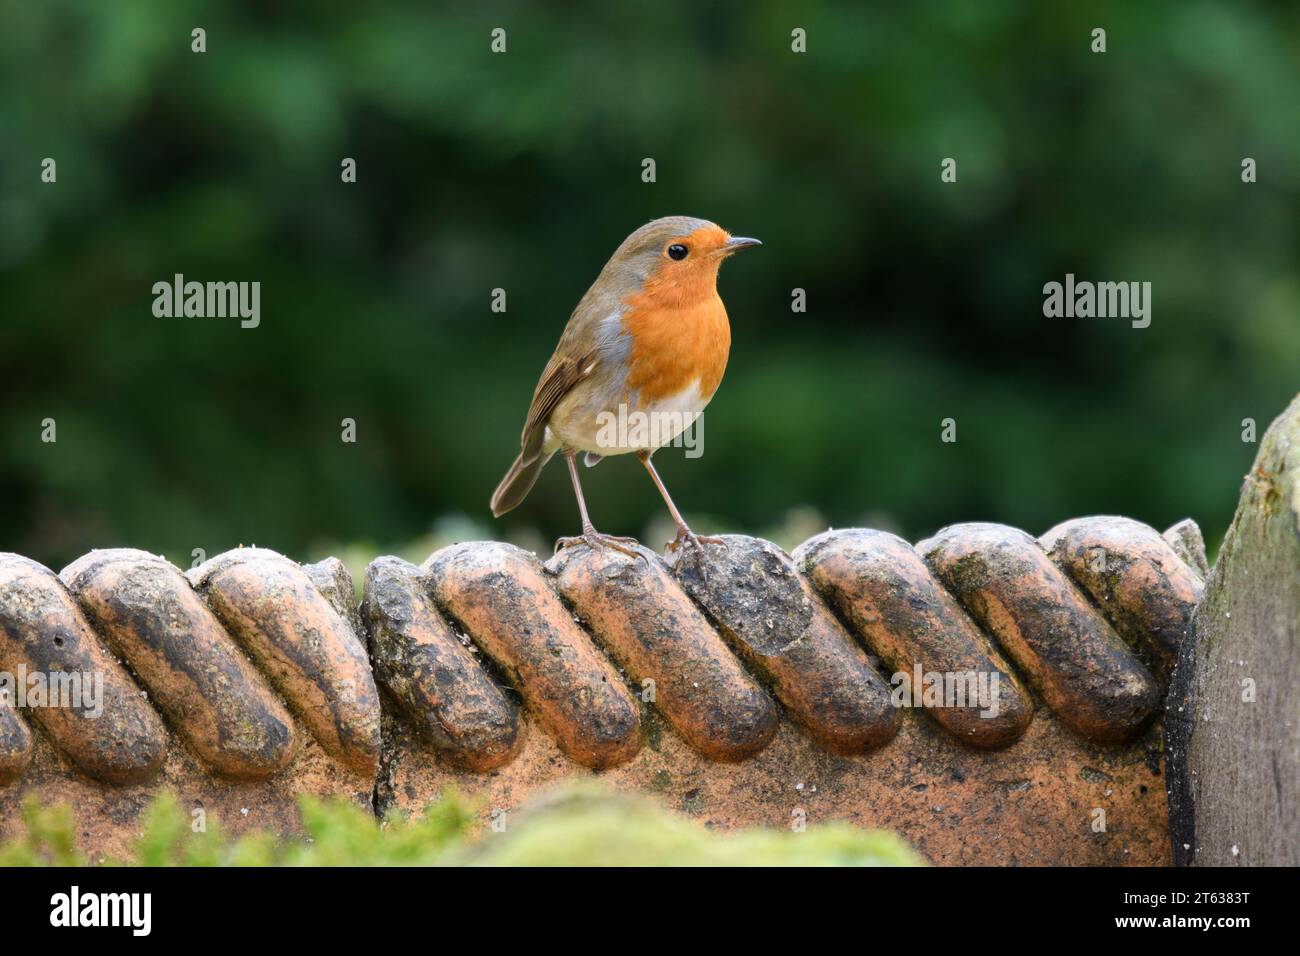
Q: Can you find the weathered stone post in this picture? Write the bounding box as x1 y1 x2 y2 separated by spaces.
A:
1166 393 1300 865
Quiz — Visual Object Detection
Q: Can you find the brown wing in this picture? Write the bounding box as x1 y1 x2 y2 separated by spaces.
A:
514 251 631 461
518 347 598 460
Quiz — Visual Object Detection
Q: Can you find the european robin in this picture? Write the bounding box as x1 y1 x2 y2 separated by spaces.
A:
490 215 761 556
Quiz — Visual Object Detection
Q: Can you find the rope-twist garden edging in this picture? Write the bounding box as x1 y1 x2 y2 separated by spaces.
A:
0 514 1205 864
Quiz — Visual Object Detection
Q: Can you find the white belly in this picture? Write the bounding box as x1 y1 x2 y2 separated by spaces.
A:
547 381 708 455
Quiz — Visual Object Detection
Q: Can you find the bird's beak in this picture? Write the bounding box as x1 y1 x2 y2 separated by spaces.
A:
723 236 762 254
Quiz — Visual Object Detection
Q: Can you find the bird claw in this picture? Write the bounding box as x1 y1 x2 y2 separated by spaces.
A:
665 528 724 555
662 529 723 582
555 530 647 563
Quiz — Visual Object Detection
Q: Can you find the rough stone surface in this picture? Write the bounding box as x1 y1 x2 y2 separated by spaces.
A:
189 548 381 776
0 505 1220 865
920 523 1159 744
1042 516 1203 680
363 556 520 771
0 698 32 785
1163 519 1210 581
1 547 378 861
0 555 166 785
305 557 371 656
424 542 642 770
671 534 899 755
380 700 1169 866
793 529 1033 748
549 544 778 762
63 549 296 781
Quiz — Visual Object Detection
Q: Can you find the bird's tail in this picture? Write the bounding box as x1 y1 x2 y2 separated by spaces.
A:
490 450 553 517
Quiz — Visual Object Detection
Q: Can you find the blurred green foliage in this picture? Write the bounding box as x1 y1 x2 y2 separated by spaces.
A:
2 1 1297 569
0 785 922 867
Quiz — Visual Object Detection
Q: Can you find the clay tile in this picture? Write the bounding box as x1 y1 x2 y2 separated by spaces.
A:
0 553 167 785
61 548 296 781
186 547 381 777
548 544 777 762
793 529 1033 748
363 556 521 771
1040 516 1204 679
0 698 33 785
919 523 1159 744
424 542 641 770
670 535 900 755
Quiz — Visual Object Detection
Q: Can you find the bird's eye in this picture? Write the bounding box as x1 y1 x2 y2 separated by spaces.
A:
667 243 688 261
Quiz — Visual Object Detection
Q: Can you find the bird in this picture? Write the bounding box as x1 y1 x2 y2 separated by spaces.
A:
490 215 761 558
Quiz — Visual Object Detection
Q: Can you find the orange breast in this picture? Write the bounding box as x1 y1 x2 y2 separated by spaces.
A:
621 287 731 407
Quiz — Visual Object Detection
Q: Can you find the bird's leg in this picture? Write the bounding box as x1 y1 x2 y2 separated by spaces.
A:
554 449 644 561
637 451 723 553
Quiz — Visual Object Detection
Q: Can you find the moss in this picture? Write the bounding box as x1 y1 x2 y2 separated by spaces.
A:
641 703 663 750
0 797 85 866
943 552 988 594
0 784 921 867
461 786 923 866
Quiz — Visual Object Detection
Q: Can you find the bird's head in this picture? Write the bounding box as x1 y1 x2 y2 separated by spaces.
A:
603 216 761 308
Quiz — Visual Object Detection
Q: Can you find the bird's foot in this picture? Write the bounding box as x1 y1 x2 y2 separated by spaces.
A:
665 526 724 555
555 529 647 562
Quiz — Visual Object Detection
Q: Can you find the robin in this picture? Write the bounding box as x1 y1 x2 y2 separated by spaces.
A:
490 215 761 557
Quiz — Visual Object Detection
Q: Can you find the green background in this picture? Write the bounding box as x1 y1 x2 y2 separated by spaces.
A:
2 1 1297 572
